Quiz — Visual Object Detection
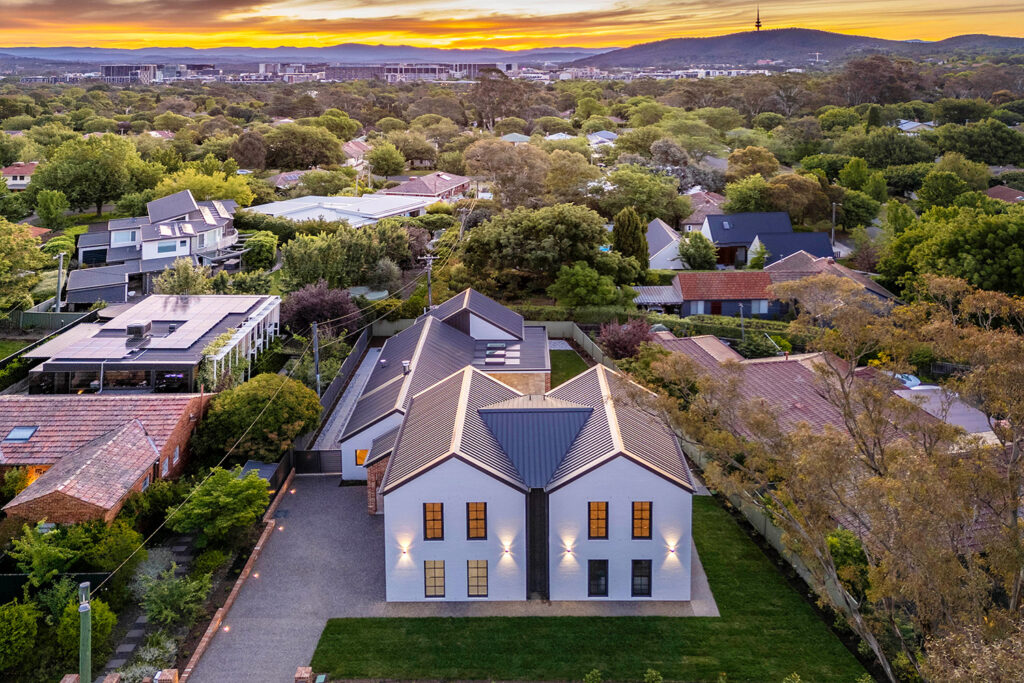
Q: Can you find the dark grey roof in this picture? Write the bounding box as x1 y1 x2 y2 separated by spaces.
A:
479 396 592 488
705 212 792 246
646 218 679 257
756 231 834 264
341 316 475 440
105 245 142 262
383 368 523 493
420 288 525 340
365 426 400 467
633 285 685 306
147 190 199 224
469 325 549 372
107 216 149 231
77 232 109 248
67 266 129 291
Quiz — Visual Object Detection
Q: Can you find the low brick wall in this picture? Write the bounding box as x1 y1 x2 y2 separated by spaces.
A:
180 468 295 683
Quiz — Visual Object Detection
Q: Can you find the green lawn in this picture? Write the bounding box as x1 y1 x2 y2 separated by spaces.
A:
0 339 30 359
310 497 867 682
550 348 589 387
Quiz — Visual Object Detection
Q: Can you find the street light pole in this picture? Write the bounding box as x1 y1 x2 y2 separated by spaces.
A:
78 582 91 683
53 252 65 314
830 201 842 249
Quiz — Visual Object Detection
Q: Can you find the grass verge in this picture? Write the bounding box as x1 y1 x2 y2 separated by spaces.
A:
550 348 589 388
310 497 866 682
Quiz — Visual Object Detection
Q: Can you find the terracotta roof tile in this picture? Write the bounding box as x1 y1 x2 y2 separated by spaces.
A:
675 271 773 301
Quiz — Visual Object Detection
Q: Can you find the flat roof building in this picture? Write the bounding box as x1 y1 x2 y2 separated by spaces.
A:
247 194 431 228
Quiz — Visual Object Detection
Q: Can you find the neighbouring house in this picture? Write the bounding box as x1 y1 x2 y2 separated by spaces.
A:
985 185 1024 204
646 218 681 270
764 250 897 301
586 131 618 148
266 170 312 190
145 130 175 140
71 190 242 305
342 139 372 168
672 270 779 317
248 194 431 228
895 119 936 135
544 132 575 141
25 294 280 394
380 171 471 201
700 212 793 266
500 133 531 145
0 394 208 523
680 190 725 232
378 363 694 602
749 231 835 265
1 161 38 191
340 289 550 482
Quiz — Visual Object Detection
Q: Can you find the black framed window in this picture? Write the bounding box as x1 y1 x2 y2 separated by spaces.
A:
467 502 487 539
423 502 444 540
424 560 445 598
588 559 609 597
632 501 652 539
467 560 488 597
588 501 608 539
632 559 652 597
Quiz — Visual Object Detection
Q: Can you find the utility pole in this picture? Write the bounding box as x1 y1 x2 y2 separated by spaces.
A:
739 303 745 341
312 320 320 399
831 201 842 249
53 252 65 314
419 255 439 310
78 582 91 683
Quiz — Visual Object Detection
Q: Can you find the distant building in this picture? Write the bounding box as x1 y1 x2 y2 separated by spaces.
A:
342 139 372 168
500 133 531 145
0 161 37 191
248 194 431 228
985 185 1024 204
25 294 281 394
324 63 513 83
680 190 726 231
699 212 793 266
380 171 471 201
101 64 157 84
895 119 936 135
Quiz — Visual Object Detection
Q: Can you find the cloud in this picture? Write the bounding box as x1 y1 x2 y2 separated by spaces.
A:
0 0 1021 49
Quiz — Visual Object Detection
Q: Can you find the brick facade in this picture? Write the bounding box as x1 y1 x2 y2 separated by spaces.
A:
485 371 550 394
366 457 389 514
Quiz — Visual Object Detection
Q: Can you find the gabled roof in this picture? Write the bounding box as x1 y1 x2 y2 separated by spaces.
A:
420 288 525 340
500 133 530 143
381 171 470 197
147 190 199 223
682 190 726 225
382 365 692 494
646 218 680 257
0 395 199 467
653 334 743 371
633 285 685 306
755 231 834 264
986 185 1024 203
704 212 792 246
1 161 38 175
342 139 372 158
365 426 400 467
765 250 896 300
675 271 773 301
3 419 159 514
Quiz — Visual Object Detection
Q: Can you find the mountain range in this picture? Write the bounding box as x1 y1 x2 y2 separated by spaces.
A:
0 44 612 66
571 29 1024 68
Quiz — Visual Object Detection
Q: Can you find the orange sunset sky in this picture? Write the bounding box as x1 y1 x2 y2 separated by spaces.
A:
0 0 1021 50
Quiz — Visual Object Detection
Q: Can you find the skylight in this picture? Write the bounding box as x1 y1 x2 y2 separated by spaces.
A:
4 426 38 442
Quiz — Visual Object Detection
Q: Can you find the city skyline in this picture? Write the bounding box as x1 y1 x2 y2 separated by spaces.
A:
0 0 1022 51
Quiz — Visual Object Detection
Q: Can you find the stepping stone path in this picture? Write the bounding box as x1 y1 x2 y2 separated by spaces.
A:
101 535 195 674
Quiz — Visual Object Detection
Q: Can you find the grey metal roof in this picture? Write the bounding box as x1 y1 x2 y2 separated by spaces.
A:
633 285 685 306
646 218 679 257
365 426 400 466
421 288 525 340
77 232 109 248
67 266 129 291
479 396 592 488
469 326 549 372
705 212 792 246
341 316 475 440
147 190 199 223
756 231 834 264
105 245 142 262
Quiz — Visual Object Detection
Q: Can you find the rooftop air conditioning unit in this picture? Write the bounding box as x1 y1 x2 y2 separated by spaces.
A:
127 321 152 339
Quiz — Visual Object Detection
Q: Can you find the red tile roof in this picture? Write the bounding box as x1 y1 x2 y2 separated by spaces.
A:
382 172 470 197
682 191 726 225
675 271 773 301
765 250 896 300
4 419 159 513
1 161 38 176
986 185 1024 203
0 395 200 466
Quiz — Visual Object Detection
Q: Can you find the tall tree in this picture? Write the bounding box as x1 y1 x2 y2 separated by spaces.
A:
612 206 648 271
153 258 213 295
0 218 45 310
677 232 717 270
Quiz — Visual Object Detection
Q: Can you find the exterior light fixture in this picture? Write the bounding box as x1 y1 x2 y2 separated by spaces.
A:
277 525 285 531
668 545 677 554
223 625 230 632
503 545 511 555
401 547 409 555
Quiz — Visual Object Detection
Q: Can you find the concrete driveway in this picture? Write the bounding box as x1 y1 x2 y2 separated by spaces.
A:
188 477 386 682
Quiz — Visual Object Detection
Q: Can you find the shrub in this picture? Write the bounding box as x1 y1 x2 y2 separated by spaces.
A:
191 548 229 577
141 565 211 627
57 596 116 663
281 280 361 335
0 466 29 502
737 333 781 359
584 669 603 683
643 670 664 683
241 230 277 271
121 478 190 536
598 319 654 359
130 548 176 600
167 467 270 547
0 599 40 672
35 578 78 626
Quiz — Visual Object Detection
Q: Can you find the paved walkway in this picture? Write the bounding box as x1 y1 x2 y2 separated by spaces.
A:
189 478 718 681
314 347 380 450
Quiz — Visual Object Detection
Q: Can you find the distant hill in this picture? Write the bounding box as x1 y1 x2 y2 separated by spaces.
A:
571 29 1024 68
0 44 613 67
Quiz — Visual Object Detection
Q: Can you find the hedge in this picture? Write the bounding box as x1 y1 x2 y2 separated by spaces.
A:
0 357 42 392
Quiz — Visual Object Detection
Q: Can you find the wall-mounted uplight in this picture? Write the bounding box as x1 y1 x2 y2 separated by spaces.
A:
401 546 409 555
503 544 511 555
667 545 677 554
564 546 574 555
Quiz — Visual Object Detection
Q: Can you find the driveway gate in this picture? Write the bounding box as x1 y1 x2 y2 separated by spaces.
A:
293 449 342 474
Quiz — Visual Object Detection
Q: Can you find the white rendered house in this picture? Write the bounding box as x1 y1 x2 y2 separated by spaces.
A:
375 363 694 602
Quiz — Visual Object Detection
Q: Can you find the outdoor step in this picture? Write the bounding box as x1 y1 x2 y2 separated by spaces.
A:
105 658 126 670
134 615 148 624
116 643 137 654
171 545 188 552
126 628 145 639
